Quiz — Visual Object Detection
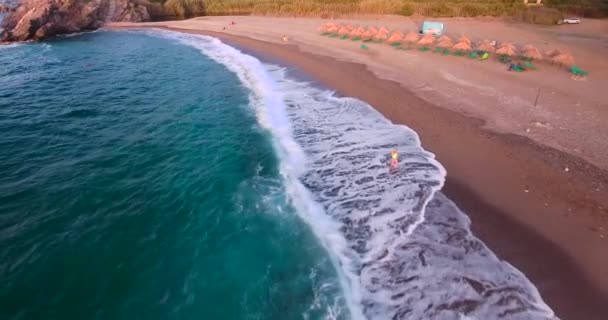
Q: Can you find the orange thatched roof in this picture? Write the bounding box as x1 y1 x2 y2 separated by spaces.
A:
476 40 495 52
403 31 420 43
453 41 472 52
458 35 472 45
496 46 516 56
418 33 435 45
378 26 390 34
317 25 328 33
356 26 366 33
551 52 575 66
387 32 403 43
327 25 339 33
523 46 543 60
368 27 379 34
437 39 454 48
338 27 350 36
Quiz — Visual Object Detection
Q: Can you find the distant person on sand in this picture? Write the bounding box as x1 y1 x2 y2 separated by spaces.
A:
390 149 399 170
282 35 288 42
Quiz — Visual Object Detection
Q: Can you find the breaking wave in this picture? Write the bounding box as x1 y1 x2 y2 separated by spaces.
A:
139 29 558 320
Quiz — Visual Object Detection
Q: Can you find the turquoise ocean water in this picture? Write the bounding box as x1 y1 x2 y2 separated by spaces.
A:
1 30 558 319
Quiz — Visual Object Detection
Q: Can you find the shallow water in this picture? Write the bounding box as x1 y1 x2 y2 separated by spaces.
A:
1 30 558 320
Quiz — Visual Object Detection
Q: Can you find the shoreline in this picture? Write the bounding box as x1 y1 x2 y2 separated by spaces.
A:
110 24 608 319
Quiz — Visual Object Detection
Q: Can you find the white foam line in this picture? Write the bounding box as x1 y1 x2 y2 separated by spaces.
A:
142 28 366 320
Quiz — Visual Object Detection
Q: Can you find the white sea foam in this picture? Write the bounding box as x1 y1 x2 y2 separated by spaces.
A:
144 29 558 320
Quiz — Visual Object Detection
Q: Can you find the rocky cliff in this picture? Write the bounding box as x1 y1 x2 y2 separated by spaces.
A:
0 0 151 42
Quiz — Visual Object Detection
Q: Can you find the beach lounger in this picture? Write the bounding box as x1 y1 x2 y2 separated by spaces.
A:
350 37 361 41
469 52 479 59
524 61 536 70
479 52 489 60
498 55 512 63
360 44 369 50
433 48 443 53
390 42 402 47
442 49 451 55
340 35 349 40
453 51 467 56
418 47 430 52
570 66 588 76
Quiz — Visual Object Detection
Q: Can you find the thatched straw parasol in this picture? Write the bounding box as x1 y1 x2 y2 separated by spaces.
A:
418 33 435 45
356 26 366 34
374 31 389 41
387 32 403 43
327 25 339 33
403 31 420 43
551 52 575 66
438 35 452 43
453 41 472 52
361 30 374 40
499 42 516 50
523 46 543 60
368 27 379 35
378 26 390 34
350 29 363 37
522 44 536 51
476 40 495 53
458 35 472 45
338 27 350 36
496 46 516 56
545 49 562 58
317 25 328 33
437 39 454 48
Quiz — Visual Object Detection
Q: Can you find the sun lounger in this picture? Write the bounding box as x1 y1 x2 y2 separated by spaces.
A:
454 51 467 56
469 52 479 59
442 49 451 55
340 35 349 40
498 55 512 63
524 61 536 70
479 52 489 60
360 44 369 50
433 48 443 53
350 37 361 41
570 66 588 76
418 47 431 52
390 42 402 47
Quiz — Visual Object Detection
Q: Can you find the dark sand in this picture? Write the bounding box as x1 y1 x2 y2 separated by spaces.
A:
111 25 608 319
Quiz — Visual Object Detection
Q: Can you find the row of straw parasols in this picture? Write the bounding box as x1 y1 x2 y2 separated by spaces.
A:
318 23 576 66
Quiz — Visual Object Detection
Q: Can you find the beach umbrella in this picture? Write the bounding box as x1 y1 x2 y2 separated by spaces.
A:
545 49 562 58
551 52 575 66
387 32 403 43
350 28 363 37
361 30 374 40
374 31 389 41
418 33 435 45
476 40 495 53
403 31 420 43
499 42 516 50
317 25 328 33
453 41 472 52
327 25 339 34
523 46 543 60
368 27 379 35
496 46 516 56
438 35 452 43
436 39 454 48
458 35 472 45
338 27 350 36
378 26 390 34
522 44 536 51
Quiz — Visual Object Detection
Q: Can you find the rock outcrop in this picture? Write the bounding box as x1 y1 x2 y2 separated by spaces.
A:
0 0 151 42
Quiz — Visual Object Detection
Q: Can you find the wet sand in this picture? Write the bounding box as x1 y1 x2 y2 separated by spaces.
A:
109 18 608 319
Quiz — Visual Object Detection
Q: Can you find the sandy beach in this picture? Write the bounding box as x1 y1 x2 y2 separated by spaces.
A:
110 17 608 319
